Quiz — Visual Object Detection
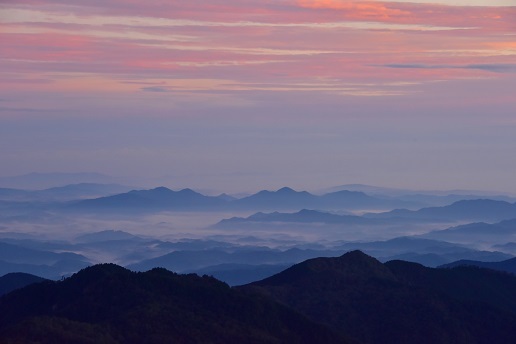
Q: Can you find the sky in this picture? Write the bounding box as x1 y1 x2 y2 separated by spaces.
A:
1 0 515 193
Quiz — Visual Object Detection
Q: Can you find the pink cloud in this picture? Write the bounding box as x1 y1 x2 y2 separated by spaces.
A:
1 0 514 98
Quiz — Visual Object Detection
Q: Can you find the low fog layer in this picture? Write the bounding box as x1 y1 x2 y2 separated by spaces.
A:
1 182 516 284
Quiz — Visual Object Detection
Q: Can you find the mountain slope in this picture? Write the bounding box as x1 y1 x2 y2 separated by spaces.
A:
0 272 47 296
242 250 516 344
0 264 346 344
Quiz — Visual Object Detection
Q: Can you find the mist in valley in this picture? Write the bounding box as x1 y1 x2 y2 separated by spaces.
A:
2 180 516 285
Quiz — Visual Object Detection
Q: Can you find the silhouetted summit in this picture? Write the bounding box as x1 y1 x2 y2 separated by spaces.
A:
242 250 516 344
234 187 316 210
256 250 396 286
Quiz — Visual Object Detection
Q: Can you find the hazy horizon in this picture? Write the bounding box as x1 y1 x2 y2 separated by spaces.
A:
1 1 515 194
2 171 516 196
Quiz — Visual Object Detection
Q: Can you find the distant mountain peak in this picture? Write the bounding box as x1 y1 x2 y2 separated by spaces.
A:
178 188 199 194
304 250 395 278
151 186 173 192
277 187 297 193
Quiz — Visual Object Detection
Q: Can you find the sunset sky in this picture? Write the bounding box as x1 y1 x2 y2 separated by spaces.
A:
1 0 515 193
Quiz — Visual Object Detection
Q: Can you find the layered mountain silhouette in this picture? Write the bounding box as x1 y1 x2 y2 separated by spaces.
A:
420 218 516 244
367 199 516 222
0 264 346 344
33 183 134 201
0 272 47 296
71 186 418 212
242 250 516 344
0 242 90 279
74 230 144 243
215 209 374 227
72 187 227 211
440 257 516 274
0 172 120 190
234 187 316 209
191 263 292 286
494 242 516 254
333 236 512 267
2 252 516 343
126 247 338 273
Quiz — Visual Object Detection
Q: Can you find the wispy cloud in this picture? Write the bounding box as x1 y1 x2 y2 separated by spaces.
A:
382 63 516 73
0 0 515 102
141 86 171 93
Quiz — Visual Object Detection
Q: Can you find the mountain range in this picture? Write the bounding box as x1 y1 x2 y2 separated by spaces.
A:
70 186 421 212
3 253 516 343
1 227 513 284
214 209 375 228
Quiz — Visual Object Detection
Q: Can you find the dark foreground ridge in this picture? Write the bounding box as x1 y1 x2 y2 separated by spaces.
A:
2 252 516 344
241 250 516 344
0 264 345 344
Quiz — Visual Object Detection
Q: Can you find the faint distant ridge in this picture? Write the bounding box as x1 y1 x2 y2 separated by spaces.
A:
419 218 516 245
317 184 413 196
0 172 120 189
366 199 516 222
319 183 515 197
0 183 135 201
74 230 142 243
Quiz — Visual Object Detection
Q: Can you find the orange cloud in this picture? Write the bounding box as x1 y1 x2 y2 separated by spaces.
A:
297 0 410 19
296 0 515 33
